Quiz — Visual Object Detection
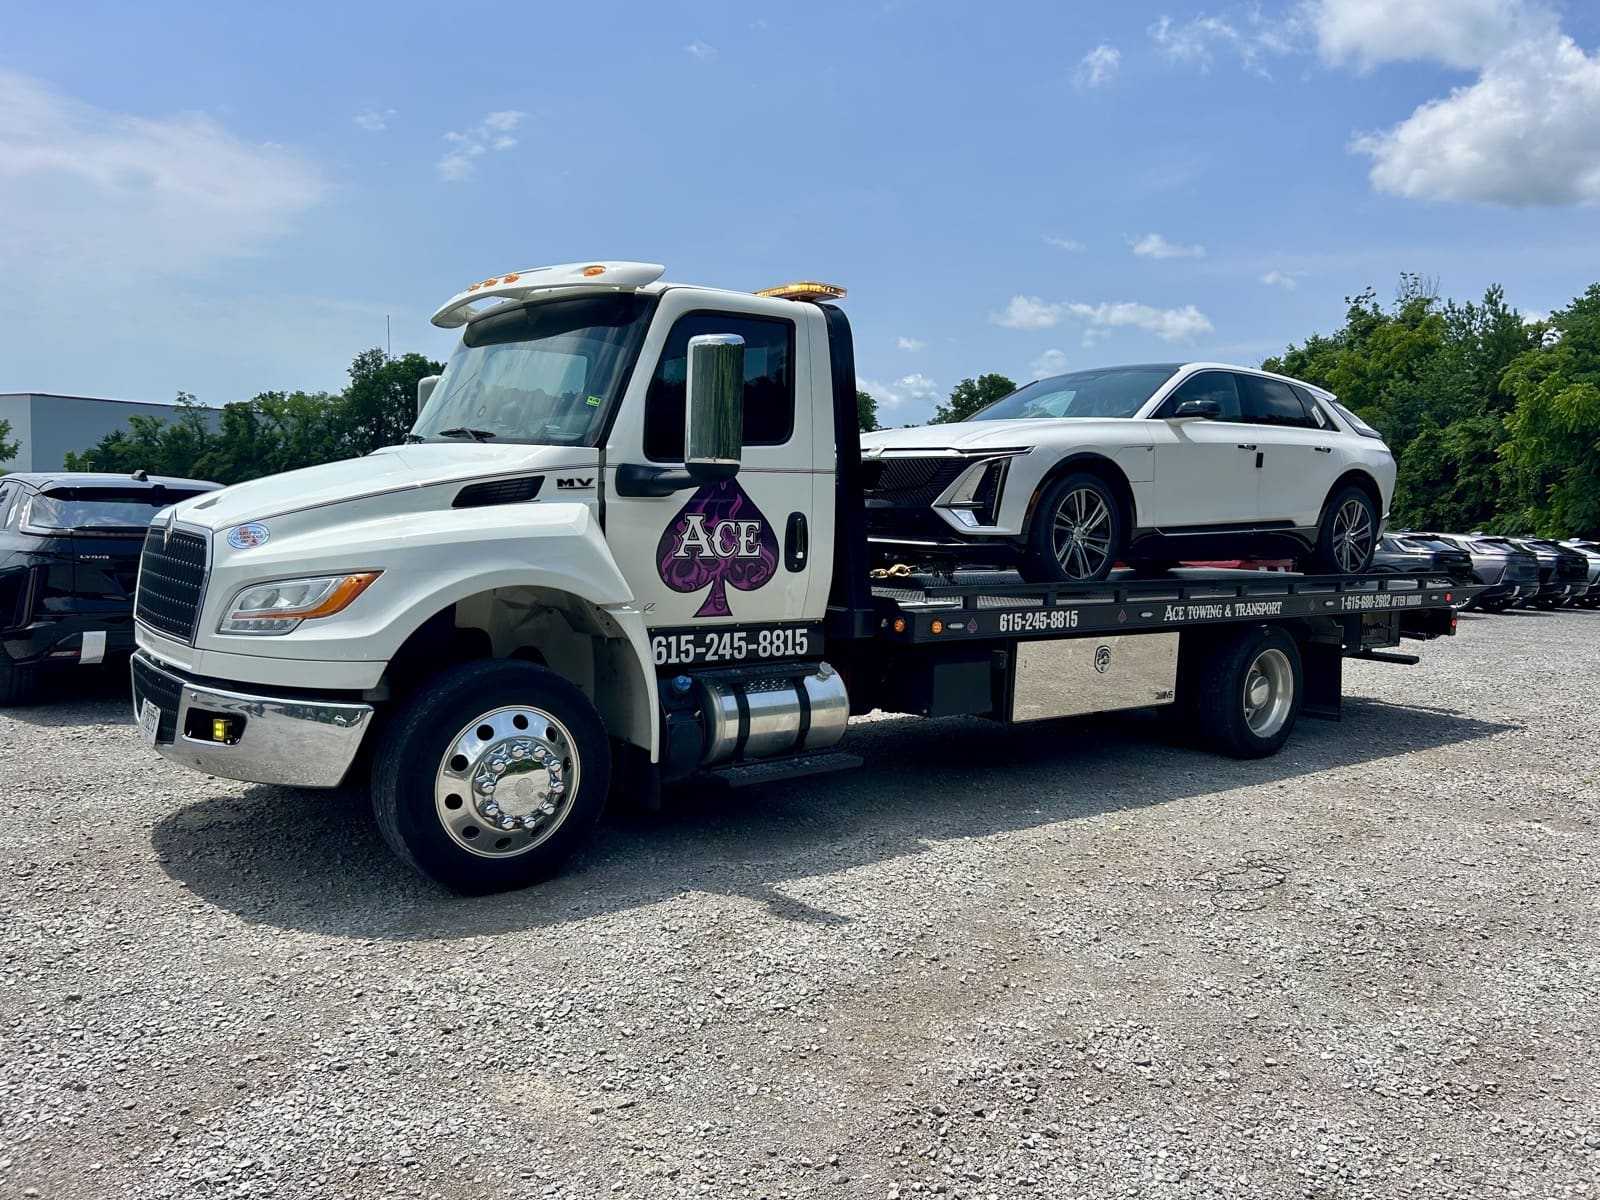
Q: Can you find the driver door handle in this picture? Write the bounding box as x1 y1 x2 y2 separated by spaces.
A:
1236 443 1257 450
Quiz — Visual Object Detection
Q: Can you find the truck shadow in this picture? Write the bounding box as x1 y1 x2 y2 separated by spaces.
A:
150 696 1517 940
2 665 135 727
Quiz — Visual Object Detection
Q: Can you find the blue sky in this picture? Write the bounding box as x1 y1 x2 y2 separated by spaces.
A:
3 0 1599 425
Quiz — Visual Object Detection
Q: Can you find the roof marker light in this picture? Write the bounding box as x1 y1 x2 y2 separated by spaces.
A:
582 264 606 277
755 281 848 302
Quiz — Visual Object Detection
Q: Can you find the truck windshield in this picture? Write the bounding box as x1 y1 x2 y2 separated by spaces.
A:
412 293 653 446
970 365 1181 421
26 490 205 532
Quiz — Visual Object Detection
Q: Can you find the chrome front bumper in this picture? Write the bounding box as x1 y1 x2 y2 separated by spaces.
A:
131 650 373 789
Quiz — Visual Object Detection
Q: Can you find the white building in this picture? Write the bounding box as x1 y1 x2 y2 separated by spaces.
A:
0 393 218 473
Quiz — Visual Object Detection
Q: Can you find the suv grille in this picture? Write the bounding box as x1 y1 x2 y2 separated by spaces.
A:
135 527 209 643
861 457 970 508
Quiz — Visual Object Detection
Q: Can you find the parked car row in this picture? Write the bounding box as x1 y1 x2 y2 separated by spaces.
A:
1377 530 1600 611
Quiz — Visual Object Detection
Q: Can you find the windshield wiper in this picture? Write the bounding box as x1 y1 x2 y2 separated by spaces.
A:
437 427 498 442
402 433 427 444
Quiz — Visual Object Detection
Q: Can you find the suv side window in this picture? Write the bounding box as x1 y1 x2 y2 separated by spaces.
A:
1289 383 1334 429
1238 374 1317 428
0 484 13 526
1153 370 1242 420
643 312 795 461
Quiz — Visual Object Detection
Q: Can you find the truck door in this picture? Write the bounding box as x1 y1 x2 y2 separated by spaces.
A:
603 292 824 666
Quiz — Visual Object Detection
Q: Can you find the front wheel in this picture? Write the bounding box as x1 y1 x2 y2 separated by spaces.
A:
0 654 38 707
1019 472 1126 584
371 659 611 894
1306 484 1378 575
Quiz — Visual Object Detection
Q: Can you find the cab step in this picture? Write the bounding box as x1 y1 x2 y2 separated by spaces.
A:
708 751 864 789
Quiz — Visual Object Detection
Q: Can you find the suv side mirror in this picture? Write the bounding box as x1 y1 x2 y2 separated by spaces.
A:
417 375 441 417
684 334 744 482
1170 398 1221 420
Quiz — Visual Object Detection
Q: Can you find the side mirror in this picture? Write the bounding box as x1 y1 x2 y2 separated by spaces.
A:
684 334 744 482
1170 398 1221 420
417 375 441 417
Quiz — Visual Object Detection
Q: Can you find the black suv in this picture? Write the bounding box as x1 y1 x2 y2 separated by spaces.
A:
0 473 220 704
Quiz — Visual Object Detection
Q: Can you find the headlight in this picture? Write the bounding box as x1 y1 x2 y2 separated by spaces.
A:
219 572 381 635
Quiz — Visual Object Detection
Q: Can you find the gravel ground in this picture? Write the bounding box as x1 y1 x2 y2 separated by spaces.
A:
2 608 1598 1200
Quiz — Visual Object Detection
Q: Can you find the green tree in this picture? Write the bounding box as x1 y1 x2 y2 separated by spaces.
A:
339 349 445 456
1501 284 1600 536
63 394 220 478
931 373 1015 424
0 418 17 468
856 389 880 433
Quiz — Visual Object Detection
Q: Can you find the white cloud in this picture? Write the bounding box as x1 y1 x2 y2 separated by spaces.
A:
1309 0 1544 71
1076 44 1122 88
896 336 926 351
858 373 939 409
992 295 1213 342
1260 269 1305 289
1352 32 1600 205
0 70 325 282
992 296 1067 330
437 110 527 181
1131 232 1206 259
1043 235 1086 251
685 40 718 62
353 107 396 132
1029 349 1070 378
1149 11 1297 75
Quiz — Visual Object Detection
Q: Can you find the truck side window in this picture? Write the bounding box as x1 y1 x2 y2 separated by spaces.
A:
644 312 795 461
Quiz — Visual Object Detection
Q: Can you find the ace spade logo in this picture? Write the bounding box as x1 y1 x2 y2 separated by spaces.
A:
657 479 779 617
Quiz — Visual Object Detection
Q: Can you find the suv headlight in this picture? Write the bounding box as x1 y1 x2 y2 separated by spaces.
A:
219 572 381 635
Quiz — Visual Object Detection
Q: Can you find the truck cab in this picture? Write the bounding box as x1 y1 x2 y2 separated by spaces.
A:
131 263 865 890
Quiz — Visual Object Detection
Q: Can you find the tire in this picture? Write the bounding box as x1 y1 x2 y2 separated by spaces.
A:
1306 483 1379 575
371 659 611 894
1019 471 1126 584
0 656 38 707
1191 625 1303 759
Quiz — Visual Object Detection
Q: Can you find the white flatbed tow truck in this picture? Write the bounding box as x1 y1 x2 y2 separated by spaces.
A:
128 262 1467 892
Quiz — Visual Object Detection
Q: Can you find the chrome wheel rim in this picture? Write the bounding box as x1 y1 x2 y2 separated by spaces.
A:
1242 648 1294 737
1051 488 1113 579
433 706 581 858
1332 498 1374 572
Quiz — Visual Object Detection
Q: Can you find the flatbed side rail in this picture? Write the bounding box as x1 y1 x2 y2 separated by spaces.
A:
871 571 1475 643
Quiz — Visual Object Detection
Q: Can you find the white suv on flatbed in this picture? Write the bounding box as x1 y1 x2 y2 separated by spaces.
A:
861 362 1396 581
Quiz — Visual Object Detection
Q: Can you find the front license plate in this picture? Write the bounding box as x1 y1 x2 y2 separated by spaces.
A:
139 699 161 747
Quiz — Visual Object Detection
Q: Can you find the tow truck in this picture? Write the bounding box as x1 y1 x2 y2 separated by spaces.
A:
128 262 1465 893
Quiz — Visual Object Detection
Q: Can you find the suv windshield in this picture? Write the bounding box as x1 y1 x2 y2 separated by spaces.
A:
970 365 1181 422
26 489 205 532
412 293 653 446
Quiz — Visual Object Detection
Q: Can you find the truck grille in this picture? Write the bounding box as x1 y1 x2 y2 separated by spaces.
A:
135 527 209 643
130 654 181 744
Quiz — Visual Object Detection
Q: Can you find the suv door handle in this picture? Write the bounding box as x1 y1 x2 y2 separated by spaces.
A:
1313 445 1333 454
1236 443 1257 451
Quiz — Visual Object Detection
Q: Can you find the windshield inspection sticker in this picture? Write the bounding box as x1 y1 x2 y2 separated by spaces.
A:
657 480 778 617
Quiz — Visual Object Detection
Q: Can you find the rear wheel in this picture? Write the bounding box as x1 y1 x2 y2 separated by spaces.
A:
1307 484 1378 575
371 659 611 894
1191 625 1303 758
1019 472 1126 584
